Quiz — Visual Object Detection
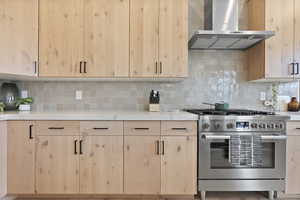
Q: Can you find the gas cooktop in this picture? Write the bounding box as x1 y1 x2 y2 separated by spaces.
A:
185 109 276 116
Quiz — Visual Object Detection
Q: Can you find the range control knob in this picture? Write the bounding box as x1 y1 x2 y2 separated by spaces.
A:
202 123 210 129
251 123 258 129
214 123 221 130
267 124 274 129
259 123 266 129
226 123 234 129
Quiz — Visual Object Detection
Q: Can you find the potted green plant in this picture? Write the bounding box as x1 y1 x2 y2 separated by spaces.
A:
16 97 33 111
0 102 5 112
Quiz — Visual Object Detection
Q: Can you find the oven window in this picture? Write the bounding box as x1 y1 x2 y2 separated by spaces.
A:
210 140 275 169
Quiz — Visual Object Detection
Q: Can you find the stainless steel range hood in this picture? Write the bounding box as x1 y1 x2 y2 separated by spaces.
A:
189 0 275 50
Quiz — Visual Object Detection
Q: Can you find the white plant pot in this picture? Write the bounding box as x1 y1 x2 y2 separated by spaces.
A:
19 104 31 111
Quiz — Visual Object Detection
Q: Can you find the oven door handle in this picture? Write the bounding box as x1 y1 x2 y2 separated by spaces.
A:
261 135 287 140
201 135 231 140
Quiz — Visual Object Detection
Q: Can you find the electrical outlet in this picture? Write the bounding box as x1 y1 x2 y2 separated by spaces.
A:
260 92 266 101
75 90 82 100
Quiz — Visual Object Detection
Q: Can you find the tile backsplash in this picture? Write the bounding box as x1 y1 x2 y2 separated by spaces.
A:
0 0 299 112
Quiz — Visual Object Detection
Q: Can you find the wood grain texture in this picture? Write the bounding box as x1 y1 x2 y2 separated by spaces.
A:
161 121 197 136
124 136 161 194
294 0 300 75
264 0 294 78
286 121 300 136
0 0 38 76
286 135 300 194
130 0 159 77
161 136 197 195
36 121 80 136
79 136 123 194
158 0 188 77
124 121 161 136
39 0 84 77
36 136 80 194
83 0 129 77
7 121 35 194
0 121 7 198
80 121 123 136
247 0 294 80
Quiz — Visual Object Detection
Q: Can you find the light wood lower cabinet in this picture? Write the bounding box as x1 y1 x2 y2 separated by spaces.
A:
161 136 197 195
286 121 300 195
124 136 161 194
7 121 35 194
2 120 197 196
79 136 123 194
36 136 80 194
286 135 300 194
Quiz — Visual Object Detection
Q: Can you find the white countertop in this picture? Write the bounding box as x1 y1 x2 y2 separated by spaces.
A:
277 112 300 121
0 111 198 121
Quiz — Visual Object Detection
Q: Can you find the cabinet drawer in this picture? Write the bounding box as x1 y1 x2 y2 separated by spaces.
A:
287 121 300 136
36 121 80 136
161 121 197 136
124 121 160 135
80 121 123 136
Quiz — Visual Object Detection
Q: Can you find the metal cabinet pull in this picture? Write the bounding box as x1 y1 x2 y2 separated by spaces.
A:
159 62 162 74
296 62 300 75
93 127 109 130
74 140 78 155
80 61 83 73
34 61 38 74
296 128 300 130
84 61 87 73
29 125 34 139
48 127 65 130
134 128 150 130
172 128 188 131
161 140 165 155
156 140 160 155
155 62 158 74
79 140 83 154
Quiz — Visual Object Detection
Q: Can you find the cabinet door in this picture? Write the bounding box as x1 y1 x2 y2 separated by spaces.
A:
39 0 84 77
286 135 300 194
83 0 129 77
130 0 159 77
158 0 188 77
7 121 35 194
80 136 123 194
124 136 161 194
294 0 300 76
161 136 197 195
0 0 38 76
36 136 79 194
265 0 294 78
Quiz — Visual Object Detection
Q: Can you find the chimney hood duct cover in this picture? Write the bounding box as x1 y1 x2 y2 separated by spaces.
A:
189 0 275 50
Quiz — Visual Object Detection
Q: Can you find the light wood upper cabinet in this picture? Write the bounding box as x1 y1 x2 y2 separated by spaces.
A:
130 0 159 77
286 135 300 194
294 0 300 73
7 121 35 194
124 136 161 194
130 0 188 78
161 136 197 195
248 0 295 80
158 0 188 77
79 136 123 194
83 0 129 77
0 0 38 76
39 0 84 77
36 136 80 194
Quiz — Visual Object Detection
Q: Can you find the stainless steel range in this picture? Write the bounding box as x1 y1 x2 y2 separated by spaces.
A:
185 109 290 200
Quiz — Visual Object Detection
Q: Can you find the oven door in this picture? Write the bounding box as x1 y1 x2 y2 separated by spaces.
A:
198 133 286 179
